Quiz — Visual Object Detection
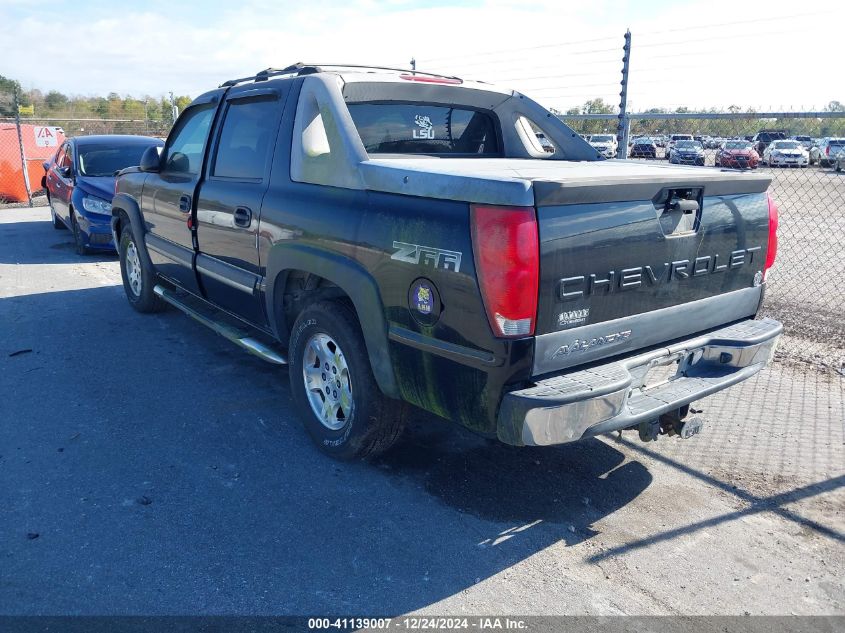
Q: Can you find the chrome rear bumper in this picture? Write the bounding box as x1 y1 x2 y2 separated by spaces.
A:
497 318 782 446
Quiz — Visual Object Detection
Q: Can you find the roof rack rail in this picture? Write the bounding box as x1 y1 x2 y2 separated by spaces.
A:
220 63 461 88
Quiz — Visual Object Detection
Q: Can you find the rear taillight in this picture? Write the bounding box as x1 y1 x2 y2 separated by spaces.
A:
471 205 539 337
826 146 830 156
765 193 779 272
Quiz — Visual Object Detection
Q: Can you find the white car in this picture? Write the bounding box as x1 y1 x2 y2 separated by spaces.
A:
763 140 809 167
588 134 618 158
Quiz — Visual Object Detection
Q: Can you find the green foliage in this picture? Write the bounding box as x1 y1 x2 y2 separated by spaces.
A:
0 74 191 137
44 91 68 109
0 74 31 116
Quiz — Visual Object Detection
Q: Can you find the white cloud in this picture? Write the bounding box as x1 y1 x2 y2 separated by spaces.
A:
2 0 842 110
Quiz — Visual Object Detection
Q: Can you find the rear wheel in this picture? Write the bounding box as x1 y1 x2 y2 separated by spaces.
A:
289 300 406 460
119 225 165 313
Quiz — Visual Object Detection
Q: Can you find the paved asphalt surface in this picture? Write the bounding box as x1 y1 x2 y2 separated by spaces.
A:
1 206 843 616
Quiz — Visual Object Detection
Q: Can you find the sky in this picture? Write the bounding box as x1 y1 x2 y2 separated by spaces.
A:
1 0 843 113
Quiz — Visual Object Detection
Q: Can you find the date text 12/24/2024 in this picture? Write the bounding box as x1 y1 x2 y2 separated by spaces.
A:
307 617 529 630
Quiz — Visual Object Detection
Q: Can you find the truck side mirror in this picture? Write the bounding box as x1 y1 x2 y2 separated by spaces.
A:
139 146 162 173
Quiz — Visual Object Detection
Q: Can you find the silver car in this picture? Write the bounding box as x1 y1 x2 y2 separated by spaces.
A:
810 138 845 167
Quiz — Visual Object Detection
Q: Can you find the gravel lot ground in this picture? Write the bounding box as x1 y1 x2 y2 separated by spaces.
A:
1 206 843 616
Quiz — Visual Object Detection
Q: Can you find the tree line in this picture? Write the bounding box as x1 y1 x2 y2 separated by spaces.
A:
0 75 192 136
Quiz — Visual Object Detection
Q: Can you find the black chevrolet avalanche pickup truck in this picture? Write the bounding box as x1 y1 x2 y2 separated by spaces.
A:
111 63 782 460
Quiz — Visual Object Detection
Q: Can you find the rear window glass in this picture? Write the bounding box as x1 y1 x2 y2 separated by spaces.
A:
347 104 499 155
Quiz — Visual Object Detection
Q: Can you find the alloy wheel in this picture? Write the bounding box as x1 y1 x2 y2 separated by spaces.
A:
302 333 353 431
125 240 143 297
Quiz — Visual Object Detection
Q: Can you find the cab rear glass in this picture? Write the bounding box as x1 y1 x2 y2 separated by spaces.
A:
347 103 500 155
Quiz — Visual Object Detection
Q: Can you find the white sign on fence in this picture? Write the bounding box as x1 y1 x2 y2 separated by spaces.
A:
34 126 58 147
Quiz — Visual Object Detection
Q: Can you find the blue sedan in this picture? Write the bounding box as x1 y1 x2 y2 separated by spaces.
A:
42 135 163 254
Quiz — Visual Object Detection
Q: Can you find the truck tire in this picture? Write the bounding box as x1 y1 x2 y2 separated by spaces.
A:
118 225 165 313
289 300 406 460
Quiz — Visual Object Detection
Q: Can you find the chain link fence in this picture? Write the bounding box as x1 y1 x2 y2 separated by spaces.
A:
1 86 171 207
562 110 845 370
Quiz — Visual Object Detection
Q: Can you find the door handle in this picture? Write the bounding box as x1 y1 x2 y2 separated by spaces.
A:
179 194 191 213
233 206 252 228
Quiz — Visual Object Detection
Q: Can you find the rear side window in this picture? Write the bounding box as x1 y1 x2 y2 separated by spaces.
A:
213 97 280 180
347 103 500 155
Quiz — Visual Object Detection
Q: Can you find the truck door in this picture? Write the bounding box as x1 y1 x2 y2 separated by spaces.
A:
141 97 219 293
194 86 286 327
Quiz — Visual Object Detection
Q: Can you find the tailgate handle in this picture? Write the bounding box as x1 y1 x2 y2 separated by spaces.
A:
669 199 699 214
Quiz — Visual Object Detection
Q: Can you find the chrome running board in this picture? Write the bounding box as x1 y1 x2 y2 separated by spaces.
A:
153 284 287 365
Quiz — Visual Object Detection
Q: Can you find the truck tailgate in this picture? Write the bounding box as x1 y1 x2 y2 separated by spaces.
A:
532 166 772 376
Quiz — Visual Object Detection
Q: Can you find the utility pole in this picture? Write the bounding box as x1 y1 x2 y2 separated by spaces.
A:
13 87 33 207
616 30 631 159
410 57 416 73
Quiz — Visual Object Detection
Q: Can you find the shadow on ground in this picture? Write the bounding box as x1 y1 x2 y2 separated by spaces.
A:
1 282 653 615
0 220 116 264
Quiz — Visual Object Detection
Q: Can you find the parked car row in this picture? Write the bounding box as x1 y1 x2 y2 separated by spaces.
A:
622 133 845 171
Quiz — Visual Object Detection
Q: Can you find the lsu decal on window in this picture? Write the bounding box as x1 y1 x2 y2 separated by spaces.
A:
413 115 435 140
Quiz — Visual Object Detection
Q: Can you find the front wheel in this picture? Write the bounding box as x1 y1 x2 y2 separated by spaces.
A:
49 200 65 230
119 226 165 313
70 212 89 255
289 301 406 460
